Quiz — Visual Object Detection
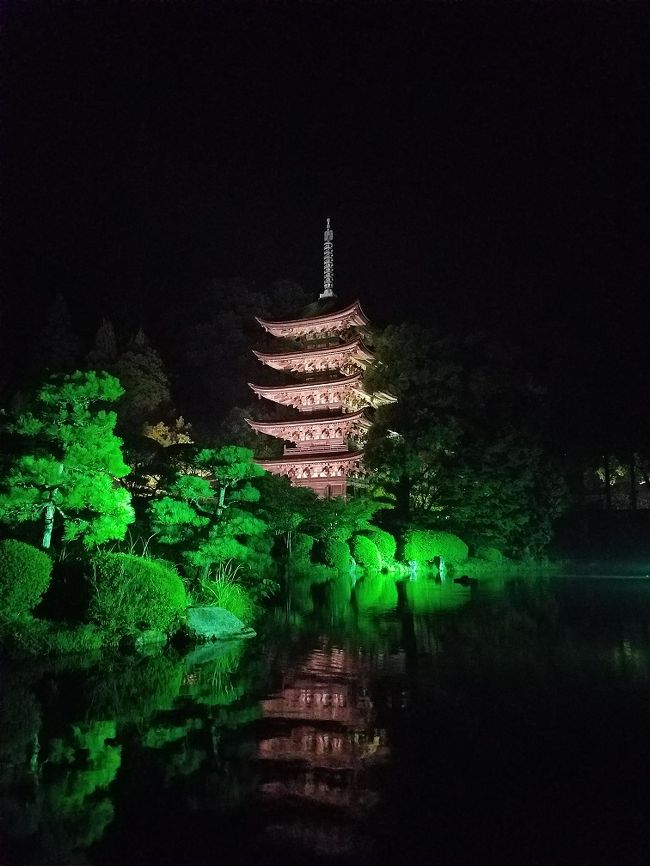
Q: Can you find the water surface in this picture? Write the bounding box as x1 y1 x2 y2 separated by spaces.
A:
2 575 650 865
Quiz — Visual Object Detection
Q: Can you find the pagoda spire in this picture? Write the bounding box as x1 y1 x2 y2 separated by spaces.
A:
320 218 335 299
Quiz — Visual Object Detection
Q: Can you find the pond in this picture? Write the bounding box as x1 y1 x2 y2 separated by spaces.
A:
2 575 650 866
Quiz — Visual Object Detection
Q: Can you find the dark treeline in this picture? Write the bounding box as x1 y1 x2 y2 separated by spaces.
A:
4 278 647 530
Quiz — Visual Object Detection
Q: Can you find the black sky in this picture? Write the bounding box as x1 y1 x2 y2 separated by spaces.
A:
2 1 649 414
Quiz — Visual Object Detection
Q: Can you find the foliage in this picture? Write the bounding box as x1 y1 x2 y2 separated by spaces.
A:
319 537 351 573
167 277 311 428
31 293 80 378
256 473 318 553
193 573 256 624
476 545 504 562
0 370 134 549
113 329 171 431
292 531 316 564
143 416 193 447
86 317 118 368
404 529 469 563
88 552 187 637
364 527 397 565
305 495 386 542
365 326 568 555
351 534 381 571
0 539 52 618
184 508 267 573
148 445 269 576
244 532 275 578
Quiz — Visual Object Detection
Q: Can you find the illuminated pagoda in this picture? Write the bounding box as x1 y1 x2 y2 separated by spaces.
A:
248 219 392 497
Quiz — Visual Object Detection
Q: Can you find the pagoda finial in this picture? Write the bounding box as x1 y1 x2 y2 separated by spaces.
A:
320 218 335 299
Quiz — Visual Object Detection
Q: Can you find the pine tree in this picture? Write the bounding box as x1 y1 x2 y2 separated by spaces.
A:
31 294 79 377
114 329 171 432
87 318 118 369
0 371 134 549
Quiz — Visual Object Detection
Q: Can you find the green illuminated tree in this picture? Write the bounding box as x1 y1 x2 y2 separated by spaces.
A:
148 445 268 574
256 474 318 554
305 495 385 542
0 371 134 549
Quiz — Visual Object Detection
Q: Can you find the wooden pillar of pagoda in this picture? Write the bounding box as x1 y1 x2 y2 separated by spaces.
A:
247 220 393 498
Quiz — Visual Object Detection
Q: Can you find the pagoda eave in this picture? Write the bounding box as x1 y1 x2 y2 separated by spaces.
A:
255 299 369 337
253 338 374 373
248 373 370 412
246 409 370 435
248 372 362 397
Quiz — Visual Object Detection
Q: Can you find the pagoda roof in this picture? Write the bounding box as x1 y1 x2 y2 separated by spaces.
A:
255 299 369 337
253 337 374 372
246 409 370 435
248 372 362 397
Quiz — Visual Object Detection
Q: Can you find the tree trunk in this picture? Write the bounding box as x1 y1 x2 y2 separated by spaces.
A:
42 499 56 549
217 485 226 517
603 455 612 511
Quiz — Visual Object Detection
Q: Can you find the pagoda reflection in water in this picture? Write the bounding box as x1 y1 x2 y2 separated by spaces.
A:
255 642 394 857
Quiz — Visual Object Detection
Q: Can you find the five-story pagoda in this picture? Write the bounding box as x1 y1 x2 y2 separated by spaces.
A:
247 220 391 497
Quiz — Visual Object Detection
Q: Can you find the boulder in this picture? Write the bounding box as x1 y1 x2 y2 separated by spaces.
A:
185 606 256 642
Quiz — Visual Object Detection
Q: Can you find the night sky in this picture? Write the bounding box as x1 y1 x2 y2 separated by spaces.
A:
2 1 649 427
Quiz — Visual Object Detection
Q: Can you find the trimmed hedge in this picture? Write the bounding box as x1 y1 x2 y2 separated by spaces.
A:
364 528 397 566
317 538 351 573
351 535 381 571
88 553 187 637
403 530 468 563
0 539 52 619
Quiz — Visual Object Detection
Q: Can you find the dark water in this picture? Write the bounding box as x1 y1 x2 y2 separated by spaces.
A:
3 575 650 866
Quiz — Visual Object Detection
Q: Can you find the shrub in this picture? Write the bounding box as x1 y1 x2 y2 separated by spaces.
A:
319 538 351 573
476 545 504 562
88 553 187 637
364 528 397 566
292 532 315 563
403 530 468 563
351 535 381 571
0 539 52 619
